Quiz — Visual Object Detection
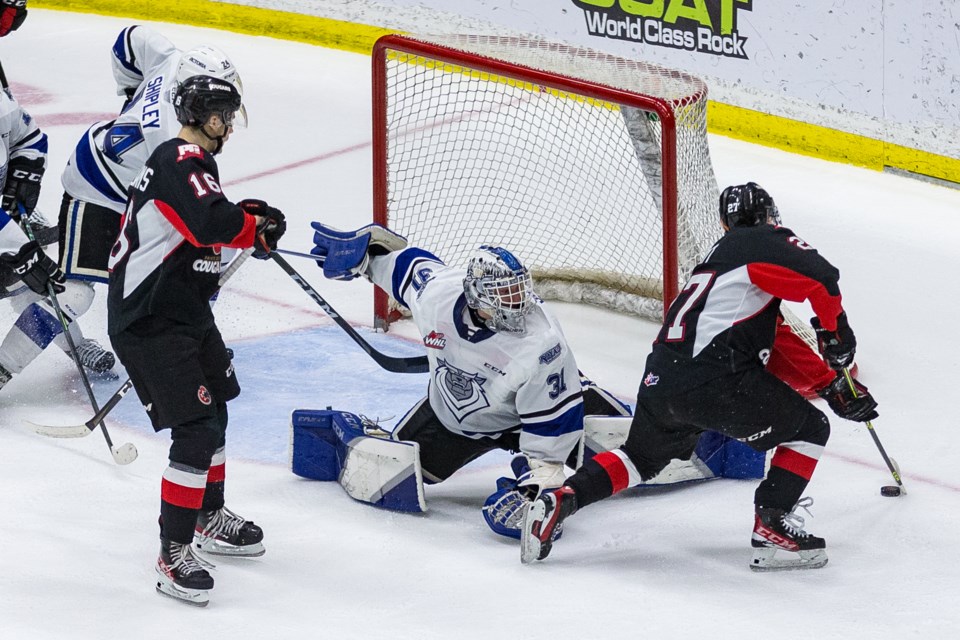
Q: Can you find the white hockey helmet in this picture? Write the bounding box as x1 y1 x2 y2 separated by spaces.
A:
176 45 247 126
463 245 534 333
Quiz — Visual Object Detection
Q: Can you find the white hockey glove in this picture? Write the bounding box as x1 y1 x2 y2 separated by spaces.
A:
516 457 567 494
310 222 407 281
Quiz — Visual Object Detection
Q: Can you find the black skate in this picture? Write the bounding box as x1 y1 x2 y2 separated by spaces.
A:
75 338 117 375
751 497 828 572
520 486 577 564
156 538 215 607
195 507 265 557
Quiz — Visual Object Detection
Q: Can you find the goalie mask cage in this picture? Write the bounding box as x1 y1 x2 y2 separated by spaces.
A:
372 34 722 330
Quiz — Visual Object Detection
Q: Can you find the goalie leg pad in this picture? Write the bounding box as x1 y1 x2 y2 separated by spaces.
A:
579 416 767 484
291 409 426 512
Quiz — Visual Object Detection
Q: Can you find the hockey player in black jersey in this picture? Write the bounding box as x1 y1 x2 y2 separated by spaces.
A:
520 182 879 571
107 75 286 606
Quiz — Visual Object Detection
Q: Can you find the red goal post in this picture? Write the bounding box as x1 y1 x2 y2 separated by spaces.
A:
372 34 722 330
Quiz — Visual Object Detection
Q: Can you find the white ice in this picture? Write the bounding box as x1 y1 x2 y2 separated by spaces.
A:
1 10 958 640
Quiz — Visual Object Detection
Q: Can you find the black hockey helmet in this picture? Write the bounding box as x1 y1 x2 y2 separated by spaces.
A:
719 182 780 227
173 74 244 129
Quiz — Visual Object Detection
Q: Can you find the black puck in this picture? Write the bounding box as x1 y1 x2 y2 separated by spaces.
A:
880 485 902 497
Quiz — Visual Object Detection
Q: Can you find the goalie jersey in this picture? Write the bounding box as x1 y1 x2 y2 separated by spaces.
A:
368 249 584 464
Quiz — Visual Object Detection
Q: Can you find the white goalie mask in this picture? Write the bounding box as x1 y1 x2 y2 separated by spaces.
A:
463 246 534 333
176 46 247 127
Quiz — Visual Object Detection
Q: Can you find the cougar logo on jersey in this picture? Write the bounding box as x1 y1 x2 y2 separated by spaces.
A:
197 385 212 405
192 258 222 274
423 331 446 349
434 359 490 423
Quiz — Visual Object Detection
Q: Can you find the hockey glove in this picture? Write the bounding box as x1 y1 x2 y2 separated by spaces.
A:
310 222 407 280
2 157 45 216
0 0 27 37
817 373 879 423
811 311 857 371
240 199 286 259
0 241 66 295
482 456 565 540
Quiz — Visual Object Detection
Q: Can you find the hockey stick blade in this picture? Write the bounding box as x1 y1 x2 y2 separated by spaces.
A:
269 252 429 374
28 378 135 438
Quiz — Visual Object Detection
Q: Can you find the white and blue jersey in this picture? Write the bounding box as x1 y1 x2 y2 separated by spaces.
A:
1 85 47 255
60 26 180 212
369 248 585 464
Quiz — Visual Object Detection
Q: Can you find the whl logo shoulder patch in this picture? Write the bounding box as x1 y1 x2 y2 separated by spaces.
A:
423 331 446 349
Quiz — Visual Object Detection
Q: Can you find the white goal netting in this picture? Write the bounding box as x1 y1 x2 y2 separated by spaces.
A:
373 34 721 325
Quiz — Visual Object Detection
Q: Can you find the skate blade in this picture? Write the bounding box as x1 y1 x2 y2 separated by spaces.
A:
520 501 546 565
750 547 828 572
194 539 265 558
155 580 210 607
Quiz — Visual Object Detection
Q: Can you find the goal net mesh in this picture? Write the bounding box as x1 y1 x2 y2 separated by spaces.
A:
375 35 720 324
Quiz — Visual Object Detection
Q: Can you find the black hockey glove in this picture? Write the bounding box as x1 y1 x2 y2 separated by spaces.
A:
0 241 66 295
240 199 286 259
0 0 27 37
811 311 857 371
2 156 45 216
817 373 879 423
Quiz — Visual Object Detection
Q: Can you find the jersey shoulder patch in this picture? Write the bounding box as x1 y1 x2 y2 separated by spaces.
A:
175 143 205 162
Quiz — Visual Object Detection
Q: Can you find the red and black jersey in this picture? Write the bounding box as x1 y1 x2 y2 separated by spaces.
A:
642 224 843 393
107 138 257 334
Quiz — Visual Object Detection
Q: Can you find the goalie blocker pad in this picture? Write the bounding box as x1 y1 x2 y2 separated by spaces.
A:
291 409 426 512
579 416 767 483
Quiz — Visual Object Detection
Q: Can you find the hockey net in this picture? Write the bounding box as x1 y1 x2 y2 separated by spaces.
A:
372 34 719 328
371 34 818 352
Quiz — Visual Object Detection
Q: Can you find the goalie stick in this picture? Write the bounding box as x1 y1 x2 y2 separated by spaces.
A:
269 252 429 374
27 247 255 441
19 204 137 464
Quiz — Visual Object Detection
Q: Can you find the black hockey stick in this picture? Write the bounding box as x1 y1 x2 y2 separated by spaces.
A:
842 367 906 495
29 247 255 439
19 204 138 464
269 252 429 374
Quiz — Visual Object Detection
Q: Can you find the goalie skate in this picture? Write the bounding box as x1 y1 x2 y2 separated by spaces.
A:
750 498 828 572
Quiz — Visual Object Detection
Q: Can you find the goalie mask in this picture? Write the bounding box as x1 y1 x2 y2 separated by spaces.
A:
463 246 533 334
719 182 781 228
176 45 247 128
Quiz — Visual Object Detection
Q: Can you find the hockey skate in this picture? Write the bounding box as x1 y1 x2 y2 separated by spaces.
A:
156 538 215 607
194 506 265 557
750 497 828 572
520 486 577 564
0 364 12 390
75 338 116 375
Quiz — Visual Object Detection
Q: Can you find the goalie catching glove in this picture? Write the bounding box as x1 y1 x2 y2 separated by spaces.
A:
0 240 65 295
482 456 566 540
817 374 879 423
310 222 408 280
239 199 286 259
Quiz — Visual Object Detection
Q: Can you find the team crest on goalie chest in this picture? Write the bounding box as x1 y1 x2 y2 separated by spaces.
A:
433 358 490 422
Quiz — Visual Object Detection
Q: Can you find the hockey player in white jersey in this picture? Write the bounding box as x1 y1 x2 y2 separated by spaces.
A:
0 72 109 389
310 223 630 536
54 26 244 366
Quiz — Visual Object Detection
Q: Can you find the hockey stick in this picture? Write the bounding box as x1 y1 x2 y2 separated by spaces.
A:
18 204 138 464
28 247 255 439
842 367 906 494
275 247 322 261
269 252 429 374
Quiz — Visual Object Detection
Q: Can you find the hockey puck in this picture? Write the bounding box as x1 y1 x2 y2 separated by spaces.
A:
880 485 902 497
